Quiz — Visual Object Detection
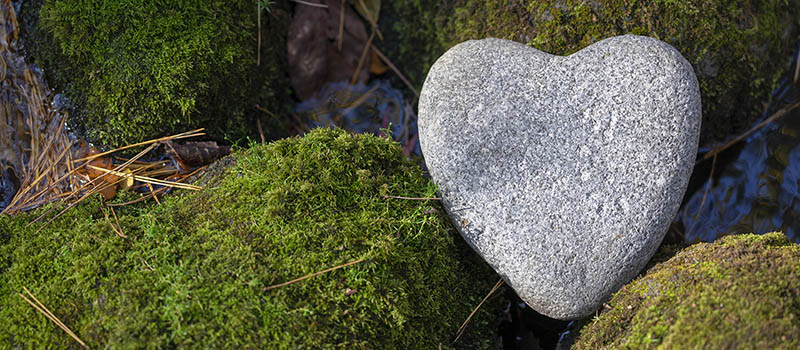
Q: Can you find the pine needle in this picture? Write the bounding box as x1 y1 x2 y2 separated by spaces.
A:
453 279 505 344
19 287 88 348
263 258 367 291
383 195 440 200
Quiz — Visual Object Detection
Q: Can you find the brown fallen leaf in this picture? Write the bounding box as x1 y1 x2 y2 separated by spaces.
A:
369 47 387 75
288 0 370 100
163 140 231 173
345 288 358 296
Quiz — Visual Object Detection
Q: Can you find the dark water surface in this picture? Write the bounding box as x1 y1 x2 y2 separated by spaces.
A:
678 40 800 243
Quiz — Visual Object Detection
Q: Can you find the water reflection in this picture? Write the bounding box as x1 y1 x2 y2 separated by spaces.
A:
294 80 421 157
679 40 800 242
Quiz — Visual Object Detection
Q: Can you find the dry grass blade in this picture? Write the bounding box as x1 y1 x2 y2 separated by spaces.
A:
264 258 367 291
383 195 441 200
371 45 419 99
453 279 505 344
19 287 88 348
698 100 800 164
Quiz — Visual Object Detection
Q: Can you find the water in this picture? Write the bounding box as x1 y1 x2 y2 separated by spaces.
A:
677 40 800 243
294 80 422 157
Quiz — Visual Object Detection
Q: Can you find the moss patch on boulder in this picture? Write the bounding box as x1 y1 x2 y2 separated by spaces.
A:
19 0 291 149
0 129 500 348
381 0 799 145
573 232 800 349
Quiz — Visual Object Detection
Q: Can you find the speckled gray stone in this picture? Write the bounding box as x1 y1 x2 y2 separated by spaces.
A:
418 35 701 320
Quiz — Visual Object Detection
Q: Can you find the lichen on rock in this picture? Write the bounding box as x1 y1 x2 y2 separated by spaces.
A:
0 128 500 348
381 0 800 146
19 0 292 149
573 232 800 349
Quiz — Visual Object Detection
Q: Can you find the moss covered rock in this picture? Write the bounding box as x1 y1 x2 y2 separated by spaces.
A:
381 0 799 145
573 232 800 349
19 0 290 149
0 129 500 348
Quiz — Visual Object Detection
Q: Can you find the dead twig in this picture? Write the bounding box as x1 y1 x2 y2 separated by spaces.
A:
453 279 505 344
263 258 367 291
697 100 800 164
18 287 88 348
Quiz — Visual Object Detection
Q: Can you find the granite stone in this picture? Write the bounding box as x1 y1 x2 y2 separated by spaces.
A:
418 35 701 320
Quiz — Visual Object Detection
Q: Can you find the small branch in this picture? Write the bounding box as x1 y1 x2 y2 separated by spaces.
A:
453 279 505 344
264 258 367 291
383 195 440 201
697 100 800 164
19 287 88 348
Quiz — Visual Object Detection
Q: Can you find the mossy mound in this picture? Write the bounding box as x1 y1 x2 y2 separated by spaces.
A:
573 232 800 349
19 0 290 149
0 128 500 348
381 0 799 145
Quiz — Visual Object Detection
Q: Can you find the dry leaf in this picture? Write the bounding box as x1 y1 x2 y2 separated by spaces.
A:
163 140 231 173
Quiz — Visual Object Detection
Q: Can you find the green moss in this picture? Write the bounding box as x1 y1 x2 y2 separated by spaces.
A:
574 232 800 349
383 0 799 145
0 129 500 348
19 0 291 149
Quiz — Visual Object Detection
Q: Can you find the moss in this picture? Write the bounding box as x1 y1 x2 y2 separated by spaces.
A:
574 232 800 349
0 129 500 348
383 0 799 146
19 0 291 149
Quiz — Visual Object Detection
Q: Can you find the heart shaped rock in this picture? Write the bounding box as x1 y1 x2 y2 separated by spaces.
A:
418 35 701 320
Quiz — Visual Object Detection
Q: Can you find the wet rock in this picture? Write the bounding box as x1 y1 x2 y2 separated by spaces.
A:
418 36 701 319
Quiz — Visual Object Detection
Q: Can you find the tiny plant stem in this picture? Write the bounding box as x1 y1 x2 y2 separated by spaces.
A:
257 0 261 66
264 258 367 291
19 287 88 348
